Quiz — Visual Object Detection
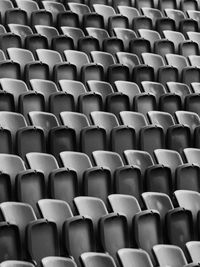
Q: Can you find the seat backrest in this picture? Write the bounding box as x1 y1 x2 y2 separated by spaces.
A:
153 245 187 267
26 152 59 181
92 150 124 175
42 257 77 267
124 150 154 175
117 249 153 267
81 253 117 267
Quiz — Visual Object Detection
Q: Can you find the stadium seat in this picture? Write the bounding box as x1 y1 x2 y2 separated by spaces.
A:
81 253 116 267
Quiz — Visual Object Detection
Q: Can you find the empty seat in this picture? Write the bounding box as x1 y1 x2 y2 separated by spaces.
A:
166 125 192 156
133 210 163 265
0 222 21 263
148 111 175 133
38 199 73 238
176 164 200 191
35 26 59 46
114 166 143 202
117 249 153 267
124 150 154 176
83 167 112 204
154 149 183 176
49 168 78 212
139 126 165 157
139 30 161 50
166 208 194 252
141 81 166 102
43 1 66 24
86 28 109 48
26 153 59 184
74 197 108 229
78 37 100 57
91 111 119 135
154 39 175 58
42 257 77 267
113 28 136 51
63 216 95 267
61 27 85 48
129 38 151 59
186 241 200 263
52 36 74 58
93 4 116 27
8 25 33 44
167 82 191 101
28 112 59 136
81 253 116 267
118 6 139 27
7 48 35 72
153 245 187 267
163 30 185 52
180 41 199 57
99 213 129 263
16 170 45 217
36 49 62 77
64 50 90 77
1 261 35 267
87 81 114 103
27 220 59 266
132 16 153 32
0 202 36 257
142 192 174 220
92 150 124 177
108 194 141 228
60 151 92 192
175 111 200 132
0 34 22 55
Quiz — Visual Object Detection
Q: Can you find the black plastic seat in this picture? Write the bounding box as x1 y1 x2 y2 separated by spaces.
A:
63 216 95 267
1 261 35 267
0 61 21 80
83 167 112 204
166 208 194 253
49 126 77 162
132 16 153 32
129 38 151 59
145 165 173 196
78 93 103 122
49 168 78 212
16 170 45 217
114 166 143 202
52 36 74 59
0 222 21 263
132 65 155 86
133 210 163 265
99 213 129 264
176 164 200 191
57 11 79 29
159 94 182 116
78 37 100 58
27 219 59 267
16 127 46 161
83 13 104 29
133 94 157 117
139 126 165 158
106 93 130 118
180 41 199 57
154 39 175 58
80 126 107 158
167 125 192 156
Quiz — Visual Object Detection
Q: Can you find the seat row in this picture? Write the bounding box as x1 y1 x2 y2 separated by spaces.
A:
1 192 200 266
